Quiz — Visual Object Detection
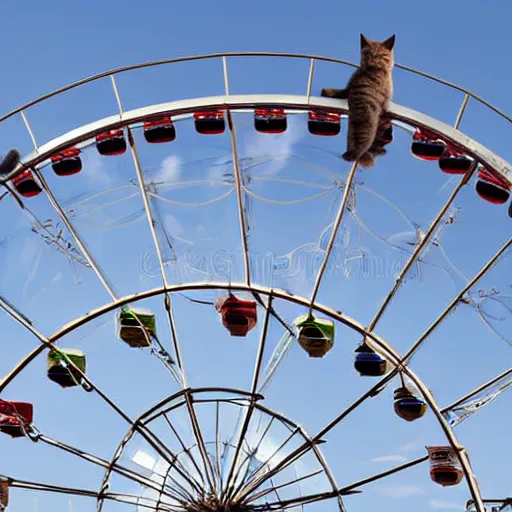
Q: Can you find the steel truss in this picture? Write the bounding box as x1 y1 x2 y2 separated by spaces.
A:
0 52 510 512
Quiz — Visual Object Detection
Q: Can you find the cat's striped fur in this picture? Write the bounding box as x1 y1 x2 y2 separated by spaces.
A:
321 34 395 168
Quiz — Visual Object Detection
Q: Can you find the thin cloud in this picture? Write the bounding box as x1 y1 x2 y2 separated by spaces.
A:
155 154 181 183
84 149 111 186
377 484 425 499
429 500 465 510
208 113 307 182
241 113 306 176
372 455 407 463
163 213 184 236
400 441 421 452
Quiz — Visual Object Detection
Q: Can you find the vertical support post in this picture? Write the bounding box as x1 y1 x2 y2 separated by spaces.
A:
110 75 124 117
454 94 470 130
306 58 316 101
223 56 230 96
20 111 39 152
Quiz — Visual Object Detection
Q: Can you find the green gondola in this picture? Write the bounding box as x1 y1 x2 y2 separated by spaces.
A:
295 314 334 358
118 307 156 348
47 348 86 388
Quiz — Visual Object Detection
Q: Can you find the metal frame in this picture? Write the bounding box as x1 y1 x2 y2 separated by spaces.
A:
4 94 510 186
1 51 511 183
1 282 499 511
0 51 509 512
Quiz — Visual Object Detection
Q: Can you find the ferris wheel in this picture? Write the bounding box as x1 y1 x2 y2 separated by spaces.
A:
0 51 510 512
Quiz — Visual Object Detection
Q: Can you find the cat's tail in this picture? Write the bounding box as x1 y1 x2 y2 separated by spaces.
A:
321 88 349 99
0 149 20 175
342 151 375 169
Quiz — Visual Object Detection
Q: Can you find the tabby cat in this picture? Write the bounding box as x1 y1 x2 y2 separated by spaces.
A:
321 34 396 168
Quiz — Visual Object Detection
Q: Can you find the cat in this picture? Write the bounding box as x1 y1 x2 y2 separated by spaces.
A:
0 149 20 175
367 116 393 158
321 34 396 168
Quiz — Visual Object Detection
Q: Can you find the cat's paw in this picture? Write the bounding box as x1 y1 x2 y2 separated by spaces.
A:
369 147 387 157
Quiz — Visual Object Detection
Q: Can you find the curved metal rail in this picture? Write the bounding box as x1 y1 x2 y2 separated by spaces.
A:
1 52 511 185
2 94 511 186
1 51 511 125
0 52 505 512
0 281 486 511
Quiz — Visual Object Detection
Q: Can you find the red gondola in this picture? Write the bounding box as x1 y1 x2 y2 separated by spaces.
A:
438 149 473 175
51 147 82 176
0 400 33 438
12 169 42 198
307 111 341 136
143 117 176 143
427 446 463 487
96 129 126 156
411 129 446 161
194 111 225 135
254 109 287 134
475 168 510 205
215 295 257 337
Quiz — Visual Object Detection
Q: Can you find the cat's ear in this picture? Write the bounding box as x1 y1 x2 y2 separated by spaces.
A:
382 35 396 50
360 34 369 48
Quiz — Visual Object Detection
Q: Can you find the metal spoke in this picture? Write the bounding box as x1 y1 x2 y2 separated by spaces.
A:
401 235 512 364
309 161 359 311
162 413 206 489
116 72 216 492
10 478 98 498
226 106 251 287
365 161 477 337
441 366 512 414
117 77 184 387
234 373 390 502
338 455 429 494
33 169 118 302
38 434 176 500
0 298 202 499
247 468 323 503
222 295 273 500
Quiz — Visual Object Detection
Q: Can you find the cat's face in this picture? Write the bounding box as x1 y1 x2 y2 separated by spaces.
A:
360 34 395 69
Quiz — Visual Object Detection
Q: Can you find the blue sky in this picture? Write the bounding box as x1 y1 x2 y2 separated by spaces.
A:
0 1 510 512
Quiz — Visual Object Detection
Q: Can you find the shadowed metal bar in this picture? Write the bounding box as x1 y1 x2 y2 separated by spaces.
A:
114 74 185 386
365 161 478 336
454 94 471 129
226 106 251 286
38 434 177 499
163 413 206 489
441 366 512 413
309 161 358 311
0 301 203 501
306 58 315 99
115 73 214 492
10 479 98 498
402 236 512 364
222 296 274 501
34 169 118 301
247 469 323 503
